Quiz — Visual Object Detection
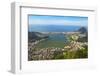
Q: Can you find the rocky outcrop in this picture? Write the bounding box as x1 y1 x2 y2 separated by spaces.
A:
77 27 87 34
28 32 49 42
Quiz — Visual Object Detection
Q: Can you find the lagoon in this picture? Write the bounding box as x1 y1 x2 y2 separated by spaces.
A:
35 33 67 49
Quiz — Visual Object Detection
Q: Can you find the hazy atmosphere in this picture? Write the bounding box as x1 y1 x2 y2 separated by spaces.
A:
28 15 88 61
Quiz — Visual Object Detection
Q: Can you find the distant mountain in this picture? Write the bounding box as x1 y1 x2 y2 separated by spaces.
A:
77 27 87 34
77 27 88 42
28 32 48 42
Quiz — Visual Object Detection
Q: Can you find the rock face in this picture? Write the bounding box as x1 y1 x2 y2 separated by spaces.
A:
77 27 87 34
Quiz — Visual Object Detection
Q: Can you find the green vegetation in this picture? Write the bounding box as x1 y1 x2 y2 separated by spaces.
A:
53 34 88 59
28 31 88 60
53 47 88 59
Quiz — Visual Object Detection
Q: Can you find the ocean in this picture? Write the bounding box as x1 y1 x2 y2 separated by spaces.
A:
28 25 82 32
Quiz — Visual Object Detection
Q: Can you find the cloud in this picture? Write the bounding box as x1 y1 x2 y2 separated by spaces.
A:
29 16 88 26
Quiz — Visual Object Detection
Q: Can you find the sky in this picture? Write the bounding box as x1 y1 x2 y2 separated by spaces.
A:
28 15 88 26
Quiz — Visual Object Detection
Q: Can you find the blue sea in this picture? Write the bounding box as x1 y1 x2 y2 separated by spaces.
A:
28 25 83 32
